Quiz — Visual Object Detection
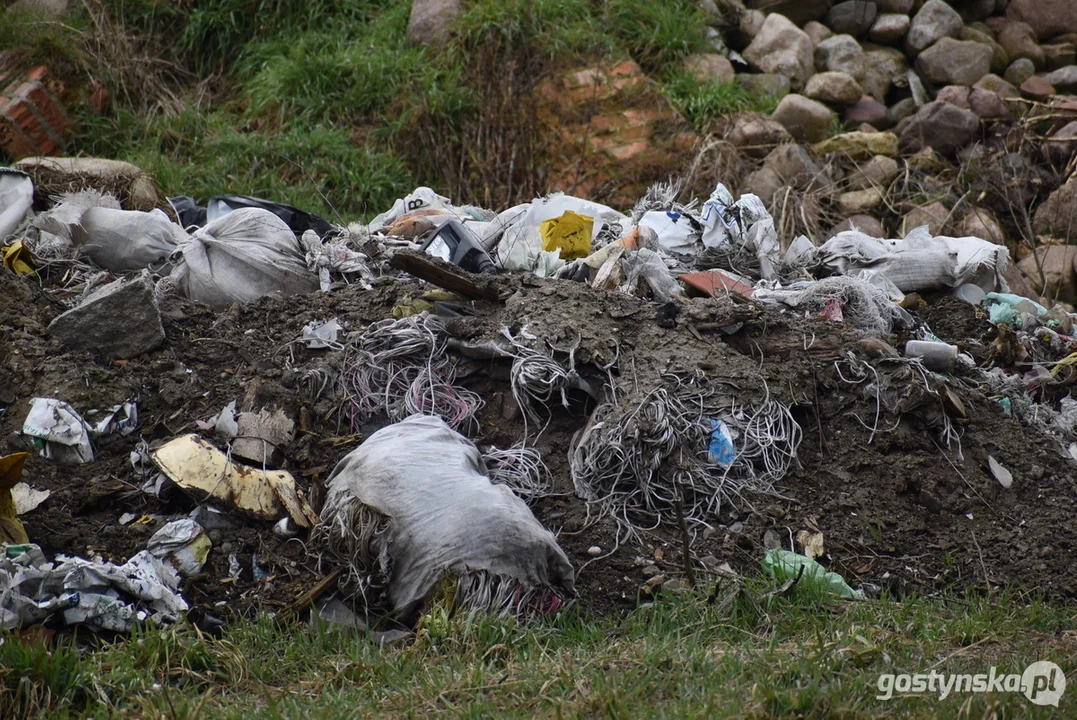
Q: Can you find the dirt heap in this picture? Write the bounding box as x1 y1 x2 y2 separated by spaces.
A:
2 261 1075 621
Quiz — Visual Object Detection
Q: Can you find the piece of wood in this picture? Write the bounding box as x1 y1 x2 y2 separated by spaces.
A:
390 249 503 300
287 567 344 615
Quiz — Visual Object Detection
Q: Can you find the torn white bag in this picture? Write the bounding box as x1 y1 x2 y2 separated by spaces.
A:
0 169 33 241
171 207 319 309
318 415 575 617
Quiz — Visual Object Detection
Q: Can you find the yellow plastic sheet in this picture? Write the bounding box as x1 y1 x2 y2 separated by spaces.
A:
1 240 35 275
539 210 593 260
0 452 32 544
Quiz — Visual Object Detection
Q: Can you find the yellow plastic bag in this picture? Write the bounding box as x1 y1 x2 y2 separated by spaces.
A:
1 240 35 275
0 452 32 544
539 210 593 260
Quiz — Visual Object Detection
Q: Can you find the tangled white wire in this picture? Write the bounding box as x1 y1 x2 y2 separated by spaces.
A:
569 382 801 541
483 444 553 501
340 313 483 431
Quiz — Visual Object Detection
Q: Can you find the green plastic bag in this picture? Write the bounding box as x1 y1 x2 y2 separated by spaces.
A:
762 549 862 599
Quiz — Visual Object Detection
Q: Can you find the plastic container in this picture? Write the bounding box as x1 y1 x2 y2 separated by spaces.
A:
904 340 958 371
420 219 497 274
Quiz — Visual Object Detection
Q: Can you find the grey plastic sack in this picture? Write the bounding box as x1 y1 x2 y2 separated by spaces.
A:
319 415 575 616
171 207 319 309
77 207 186 273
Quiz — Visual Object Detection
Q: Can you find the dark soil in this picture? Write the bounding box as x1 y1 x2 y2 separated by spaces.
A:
2 265 1076 625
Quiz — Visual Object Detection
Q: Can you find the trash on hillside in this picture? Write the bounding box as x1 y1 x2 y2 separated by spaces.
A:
15 157 160 211
904 340 958 372
0 168 33 240
817 228 1012 294
22 190 185 272
988 456 1013 489
77 206 186 272
198 400 238 440
1 239 34 274
539 210 593 260
189 505 241 532
419 219 497 274
22 398 95 464
1 452 32 544
304 232 375 291
762 549 862 599
621 248 683 302
369 187 455 232
679 269 756 298
753 276 910 334
984 292 1047 328
707 419 736 467
170 207 320 309
0 543 188 632
206 194 337 238
638 210 700 257
301 318 343 349
698 183 780 279
146 519 211 580
231 407 296 468
11 483 50 515
496 193 627 277
150 434 316 527
85 400 139 439
316 415 575 617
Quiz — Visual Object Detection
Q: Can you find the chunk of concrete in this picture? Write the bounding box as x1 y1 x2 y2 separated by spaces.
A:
47 271 165 359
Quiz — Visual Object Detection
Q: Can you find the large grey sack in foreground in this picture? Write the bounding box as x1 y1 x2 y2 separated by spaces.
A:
319 415 575 614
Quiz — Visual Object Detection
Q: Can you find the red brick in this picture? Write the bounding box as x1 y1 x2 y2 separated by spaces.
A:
622 108 664 125
27 85 68 134
611 76 643 92
590 112 629 132
25 65 48 83
606 140 650 160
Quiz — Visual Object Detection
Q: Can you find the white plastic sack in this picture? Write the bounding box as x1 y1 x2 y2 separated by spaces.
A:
621 248 683 302
496 223 566 277
369 187 454 232
22 398 94 464
638 210 700 257
818 228 1011 294
0 169 33 240
320 415 575 614
171 207 319 309
77 207 186 272
698 184 780 279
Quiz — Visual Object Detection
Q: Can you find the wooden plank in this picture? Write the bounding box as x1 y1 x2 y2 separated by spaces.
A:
390 249 504 300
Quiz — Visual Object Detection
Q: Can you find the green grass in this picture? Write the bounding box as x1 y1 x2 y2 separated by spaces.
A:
3 580 1075 718
1 0 761 217
664 72 781 134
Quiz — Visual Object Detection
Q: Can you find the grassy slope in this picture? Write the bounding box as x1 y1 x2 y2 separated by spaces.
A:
2 0 774 220
2 584 1074 718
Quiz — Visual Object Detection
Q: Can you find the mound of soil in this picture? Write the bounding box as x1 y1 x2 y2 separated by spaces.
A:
2 267 1074 622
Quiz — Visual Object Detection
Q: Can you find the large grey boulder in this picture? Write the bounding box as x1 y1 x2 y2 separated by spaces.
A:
869 14 911 44
1043 65 1077 91
898 100 980 154
826 2 879 38
1006 0 1077 42
745 0 830 27
917 38 993 86
743 13 815 89
906 0 964 56
47 272 166 359
771 94 837 143
407 0 461 45
805 71 864 105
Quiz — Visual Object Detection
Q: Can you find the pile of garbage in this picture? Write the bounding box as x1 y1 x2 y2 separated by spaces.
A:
2 154 1076 637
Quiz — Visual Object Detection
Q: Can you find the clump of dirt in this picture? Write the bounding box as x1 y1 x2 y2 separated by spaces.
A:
2 266 1076 625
